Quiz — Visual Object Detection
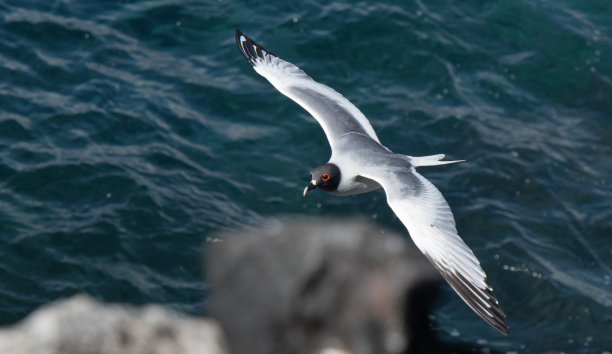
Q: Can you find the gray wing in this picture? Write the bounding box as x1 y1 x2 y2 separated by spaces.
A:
361 167 509 335
236 30 381 150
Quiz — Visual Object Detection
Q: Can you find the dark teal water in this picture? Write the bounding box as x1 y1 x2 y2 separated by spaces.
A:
1 0 611 352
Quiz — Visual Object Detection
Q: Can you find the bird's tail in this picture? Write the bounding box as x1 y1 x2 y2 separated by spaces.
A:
409 154 465 167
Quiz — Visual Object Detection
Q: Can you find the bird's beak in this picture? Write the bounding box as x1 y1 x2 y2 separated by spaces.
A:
303 180 317 196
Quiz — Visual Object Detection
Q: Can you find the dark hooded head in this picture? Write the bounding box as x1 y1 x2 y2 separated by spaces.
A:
303 163 341 195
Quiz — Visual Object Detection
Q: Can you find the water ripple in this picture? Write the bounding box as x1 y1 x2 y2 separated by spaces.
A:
1 0 611 352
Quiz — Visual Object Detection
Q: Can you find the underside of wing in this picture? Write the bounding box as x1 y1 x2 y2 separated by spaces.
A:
364 167 509 335
235 30 381 148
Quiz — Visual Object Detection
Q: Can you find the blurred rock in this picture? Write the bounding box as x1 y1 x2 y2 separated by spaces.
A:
0 217 447 354
206 217 443 354
0 294 228 354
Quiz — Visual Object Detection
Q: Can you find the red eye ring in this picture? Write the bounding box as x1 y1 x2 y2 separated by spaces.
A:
321 173 330 182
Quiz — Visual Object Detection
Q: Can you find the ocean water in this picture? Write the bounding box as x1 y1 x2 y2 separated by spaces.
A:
1 0 611 352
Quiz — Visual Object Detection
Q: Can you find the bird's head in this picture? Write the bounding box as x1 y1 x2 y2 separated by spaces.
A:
303 163 341 196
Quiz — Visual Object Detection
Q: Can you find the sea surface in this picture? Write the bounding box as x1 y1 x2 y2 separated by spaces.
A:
1 0 611 352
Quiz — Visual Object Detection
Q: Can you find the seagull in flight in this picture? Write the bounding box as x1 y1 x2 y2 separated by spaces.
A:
235 29 509 335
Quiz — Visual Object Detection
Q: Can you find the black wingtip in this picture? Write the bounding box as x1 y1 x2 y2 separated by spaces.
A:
235 28 244 43
428 255 510 336
453 273 510 336
235 29 276 66
235 29 252 65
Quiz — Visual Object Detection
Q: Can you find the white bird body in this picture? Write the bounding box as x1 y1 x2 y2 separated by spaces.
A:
236 29 509 335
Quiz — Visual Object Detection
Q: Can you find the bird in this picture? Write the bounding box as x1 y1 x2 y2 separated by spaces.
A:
235 29 509 336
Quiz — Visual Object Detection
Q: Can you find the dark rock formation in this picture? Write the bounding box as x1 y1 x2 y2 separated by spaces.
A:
0 295 229 354
0 217 446 354
206 217 442 354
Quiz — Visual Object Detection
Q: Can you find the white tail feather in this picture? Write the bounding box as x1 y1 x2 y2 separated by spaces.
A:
410 154 465 167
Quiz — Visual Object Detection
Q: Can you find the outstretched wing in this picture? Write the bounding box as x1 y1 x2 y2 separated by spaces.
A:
362 167 509 335
235 29 381 149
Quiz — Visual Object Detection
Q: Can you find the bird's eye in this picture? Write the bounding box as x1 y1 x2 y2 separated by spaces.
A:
321 173 330 182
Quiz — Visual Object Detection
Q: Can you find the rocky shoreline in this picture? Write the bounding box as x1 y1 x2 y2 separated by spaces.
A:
0 217 446 354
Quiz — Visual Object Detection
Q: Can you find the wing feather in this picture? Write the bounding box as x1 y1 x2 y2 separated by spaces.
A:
236 29 381 148
363 167 509 335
